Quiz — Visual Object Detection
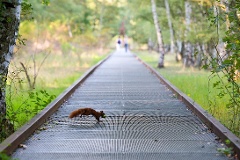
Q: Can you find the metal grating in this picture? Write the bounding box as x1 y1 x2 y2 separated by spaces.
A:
11 153 228 160
14 139 222 153
12 50 228 160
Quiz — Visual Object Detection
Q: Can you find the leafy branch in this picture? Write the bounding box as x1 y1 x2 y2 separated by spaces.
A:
205 0 240 136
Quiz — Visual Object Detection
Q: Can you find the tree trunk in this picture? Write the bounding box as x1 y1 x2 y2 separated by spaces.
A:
164 0 175 54
176 40 183 62
213 3 227 62
183 0 193 68
195 43 204 68
0 0 21 140
151 0 165 68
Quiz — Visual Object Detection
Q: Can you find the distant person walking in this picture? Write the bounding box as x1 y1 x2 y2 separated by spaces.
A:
116 37 121 50
124 35 128 52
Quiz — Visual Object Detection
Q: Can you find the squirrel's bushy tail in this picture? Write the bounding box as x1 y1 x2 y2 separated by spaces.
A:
69 109 81 118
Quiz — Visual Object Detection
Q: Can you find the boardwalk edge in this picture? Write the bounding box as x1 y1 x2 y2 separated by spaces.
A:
134 54 240 158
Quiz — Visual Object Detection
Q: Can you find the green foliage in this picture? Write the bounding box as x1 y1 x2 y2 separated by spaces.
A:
0 153 17 160
6 89 56 129
217 139 233 157
21 0 33 20
41 0 50 5
26 0 122 44
126 0 219 49
127 0 155 44
217 147 233 157
28 90 56 113
205 0 240 136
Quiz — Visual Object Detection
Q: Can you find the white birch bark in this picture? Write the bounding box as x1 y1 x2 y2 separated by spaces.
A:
213 4 226 60
0 0 21 136
151 0 165 68
164 0 175 54
183 0 193 67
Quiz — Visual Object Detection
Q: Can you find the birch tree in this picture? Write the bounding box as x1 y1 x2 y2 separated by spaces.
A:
151 0 165 68
183 0 193 68
0 0 21 139
164 0 175 54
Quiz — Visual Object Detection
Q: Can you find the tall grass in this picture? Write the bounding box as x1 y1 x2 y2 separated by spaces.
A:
134 50 237 136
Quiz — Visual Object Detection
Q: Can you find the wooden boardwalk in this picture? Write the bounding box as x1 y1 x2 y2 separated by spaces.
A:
10 50 231 159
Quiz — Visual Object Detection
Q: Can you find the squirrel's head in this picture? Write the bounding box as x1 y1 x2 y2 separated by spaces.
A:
100 111 106 118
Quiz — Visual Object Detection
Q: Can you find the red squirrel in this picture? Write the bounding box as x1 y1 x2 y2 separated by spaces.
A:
69 108 106 122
